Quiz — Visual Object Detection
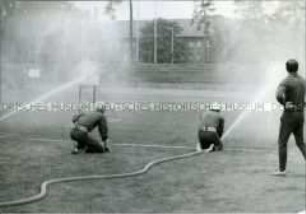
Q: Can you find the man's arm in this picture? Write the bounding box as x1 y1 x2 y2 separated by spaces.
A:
72 113 84 124
217 117 224 138
276 81 287 105
98 116 108 142
198 111 205 130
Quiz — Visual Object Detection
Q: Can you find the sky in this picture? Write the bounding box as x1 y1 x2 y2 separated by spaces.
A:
72 0 283 21
72 1 244 20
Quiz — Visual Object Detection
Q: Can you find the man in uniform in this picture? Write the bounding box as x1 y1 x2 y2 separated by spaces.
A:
274 59 306 176
197 103 224 152
70 106 110 154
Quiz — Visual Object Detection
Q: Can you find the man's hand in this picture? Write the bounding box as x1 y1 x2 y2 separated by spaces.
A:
102 139 111 152
196 143 202 152
285 101 295 110
203 144 214 153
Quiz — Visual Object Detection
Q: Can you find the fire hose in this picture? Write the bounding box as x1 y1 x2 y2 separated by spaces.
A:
0 144 202 207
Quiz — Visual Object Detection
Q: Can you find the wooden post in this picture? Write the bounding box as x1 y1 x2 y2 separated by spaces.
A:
93 85 97 104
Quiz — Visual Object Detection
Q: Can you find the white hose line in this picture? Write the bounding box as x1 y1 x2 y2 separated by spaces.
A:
0 133 18 138
3 134 272 153
27 137 272 152
0 150 203 207
0 133 272 207
113 143 191 150
28 137 191 150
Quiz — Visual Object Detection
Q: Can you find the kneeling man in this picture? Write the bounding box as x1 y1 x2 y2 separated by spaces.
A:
197 104 224 152
70 106 110 154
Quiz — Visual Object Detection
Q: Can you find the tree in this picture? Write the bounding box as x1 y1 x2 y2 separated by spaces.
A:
191 0 216 62
269 1 305 26
233 0 265 20
105 0 134 60
192 0 215 33
0 0 16 19
104 0 121 20
139 18 189 63
233 0 305 25
129 0 134 61
0 0 17 103
0 0 18 52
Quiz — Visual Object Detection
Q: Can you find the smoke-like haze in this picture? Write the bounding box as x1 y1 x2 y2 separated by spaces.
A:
0 1 131 104
0 0 304 129
216 0 305 90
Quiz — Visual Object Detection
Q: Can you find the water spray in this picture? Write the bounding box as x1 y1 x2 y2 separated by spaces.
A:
221 87 269 140
0 83 279 207
222 63 282 140
0 59 292 209
0 75 88 122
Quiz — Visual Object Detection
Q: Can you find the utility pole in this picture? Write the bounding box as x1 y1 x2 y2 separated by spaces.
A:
305 4 306 79
129 0 134 61
135 2 140 62
171 27 174 64
153 18 157 64
135 17 139 62
0 24 2 105
153 1 158 64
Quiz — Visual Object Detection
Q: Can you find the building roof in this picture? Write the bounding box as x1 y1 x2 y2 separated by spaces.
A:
175 19 205 38
116 16 225 38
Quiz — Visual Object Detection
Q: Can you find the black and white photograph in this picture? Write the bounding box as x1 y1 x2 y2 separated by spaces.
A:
0 0 305 213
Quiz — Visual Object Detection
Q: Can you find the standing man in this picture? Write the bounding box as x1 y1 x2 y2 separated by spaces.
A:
274 59 306 176
70 106 110 154
197 103 224 152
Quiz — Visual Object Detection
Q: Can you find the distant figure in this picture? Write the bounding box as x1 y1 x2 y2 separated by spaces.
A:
70 106 110 154
197 104 224 152
274 59 306 176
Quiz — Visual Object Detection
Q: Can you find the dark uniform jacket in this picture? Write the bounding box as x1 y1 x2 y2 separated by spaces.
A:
276 73 305 113
199 110 224 137
73 111 108 141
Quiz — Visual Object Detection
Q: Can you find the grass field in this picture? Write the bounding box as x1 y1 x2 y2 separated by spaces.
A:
0 86 305 213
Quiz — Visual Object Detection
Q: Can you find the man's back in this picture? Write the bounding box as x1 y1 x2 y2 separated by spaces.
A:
199 111 224 129
74 111 105 132
277 74 305 111
197 109 224 151
273 59 306 175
